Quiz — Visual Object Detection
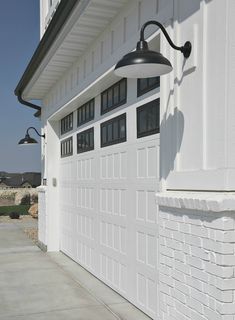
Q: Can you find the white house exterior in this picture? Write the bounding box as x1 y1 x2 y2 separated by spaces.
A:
15 1 235 319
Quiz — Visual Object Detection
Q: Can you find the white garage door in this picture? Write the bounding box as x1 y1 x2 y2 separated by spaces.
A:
59 86 160 319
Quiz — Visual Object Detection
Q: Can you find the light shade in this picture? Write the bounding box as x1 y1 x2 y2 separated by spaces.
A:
18 133 38 145
114 39 173 78
114 19 191 78
114 49 173 78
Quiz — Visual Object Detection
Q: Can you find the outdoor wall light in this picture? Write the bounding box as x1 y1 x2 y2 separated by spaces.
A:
114 20 192 78
18 127 45 145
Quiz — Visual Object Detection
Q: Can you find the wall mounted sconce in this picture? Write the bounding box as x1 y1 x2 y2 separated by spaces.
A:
114 20 192 78
18 127 45 145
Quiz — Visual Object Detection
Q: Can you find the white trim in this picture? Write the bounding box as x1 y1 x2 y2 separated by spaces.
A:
156 191 235 212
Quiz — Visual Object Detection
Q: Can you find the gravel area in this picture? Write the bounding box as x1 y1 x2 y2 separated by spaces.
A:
0 215 38 243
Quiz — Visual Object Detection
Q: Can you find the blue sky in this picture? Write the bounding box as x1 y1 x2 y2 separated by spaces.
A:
0 0 41 173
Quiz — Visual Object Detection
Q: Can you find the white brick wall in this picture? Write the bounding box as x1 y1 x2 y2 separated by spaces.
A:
158 202 235 320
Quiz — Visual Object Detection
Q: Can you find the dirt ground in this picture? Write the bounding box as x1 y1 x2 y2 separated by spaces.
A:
0 215 38 243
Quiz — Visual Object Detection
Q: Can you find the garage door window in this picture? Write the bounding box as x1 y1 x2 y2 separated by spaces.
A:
61 136 73 157
77 99 94 127
137 99 160 138
101 113 126 147
101 79 127 114
137 77 160 97
77 127 94 153
61 112 73 135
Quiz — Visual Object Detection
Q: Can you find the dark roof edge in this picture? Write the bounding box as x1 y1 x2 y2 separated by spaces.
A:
14 0 79 97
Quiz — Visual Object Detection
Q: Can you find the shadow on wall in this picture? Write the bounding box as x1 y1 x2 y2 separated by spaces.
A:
160 106 184 180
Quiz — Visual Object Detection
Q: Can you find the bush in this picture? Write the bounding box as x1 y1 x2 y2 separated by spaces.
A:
31 193 38 204
20 194 31 205
9 212 20 219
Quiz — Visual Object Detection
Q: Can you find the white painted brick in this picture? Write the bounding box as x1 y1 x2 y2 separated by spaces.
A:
172 269 185 283
171 287 186 304
160 273 174 287
215 277 235 290
185 234 202 247
181 243 191 255
186 255 204 270
186 296 204 314
159 211 169 220
174 250 185 263
204 283 233 303
191 225 209 238
208 296 216 311
209 228 216 240
159 226 173 239
166 238 182 251
215 230 235 243
191 266 209 283
174 279 190 295
216 301 235 315
159 296 168 312
169 213 184 222
179 223 190 234
191 246 209 261
203 216 235 231
159 236 166 246
186 275 203 291
191 287 209 306
203 238 234 254
168 306 188 320
160 283 171 296
175 300 191 317
215 254 235 266
159 263 171 276
159 205 235 320
185 214 203 226
165 294 175 307
164 220 179 231
222 316 234 320
191 310 207 320
164 256 174 268
160 245 174 258
204 306 221 320
175 260 191 275
205 261 234 278
172 230 185 242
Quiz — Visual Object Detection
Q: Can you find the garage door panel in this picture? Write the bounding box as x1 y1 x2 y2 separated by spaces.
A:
100 150 128 180
99 187 127 216
100 252 128 294
77 156 96 181
60 102 159 318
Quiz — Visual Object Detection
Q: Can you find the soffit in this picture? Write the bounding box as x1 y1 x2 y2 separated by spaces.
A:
24 0 128 100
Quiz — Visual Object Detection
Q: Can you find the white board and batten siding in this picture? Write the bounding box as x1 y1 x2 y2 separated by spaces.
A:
59 87 160 318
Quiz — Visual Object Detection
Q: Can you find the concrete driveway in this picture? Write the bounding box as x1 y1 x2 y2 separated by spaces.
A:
0 217 151 320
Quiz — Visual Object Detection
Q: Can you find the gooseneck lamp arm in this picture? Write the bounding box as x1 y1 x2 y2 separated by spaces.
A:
18 126 45 145
114 19 192 78
139 20 191 58
26 127 45 139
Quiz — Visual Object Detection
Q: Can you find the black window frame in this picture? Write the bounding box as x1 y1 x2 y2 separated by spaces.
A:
137 99 160 138
77 127 94 154
77 98 95 127
61 136 73 158
101 78 127 115
61 112 73 135
101 113 127 148
137 77 160 97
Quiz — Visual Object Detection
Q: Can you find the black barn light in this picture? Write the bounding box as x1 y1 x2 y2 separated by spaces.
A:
18 127 45 145
114 20 192 78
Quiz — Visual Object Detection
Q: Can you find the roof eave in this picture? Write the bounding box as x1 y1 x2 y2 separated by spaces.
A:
14 0 79 98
